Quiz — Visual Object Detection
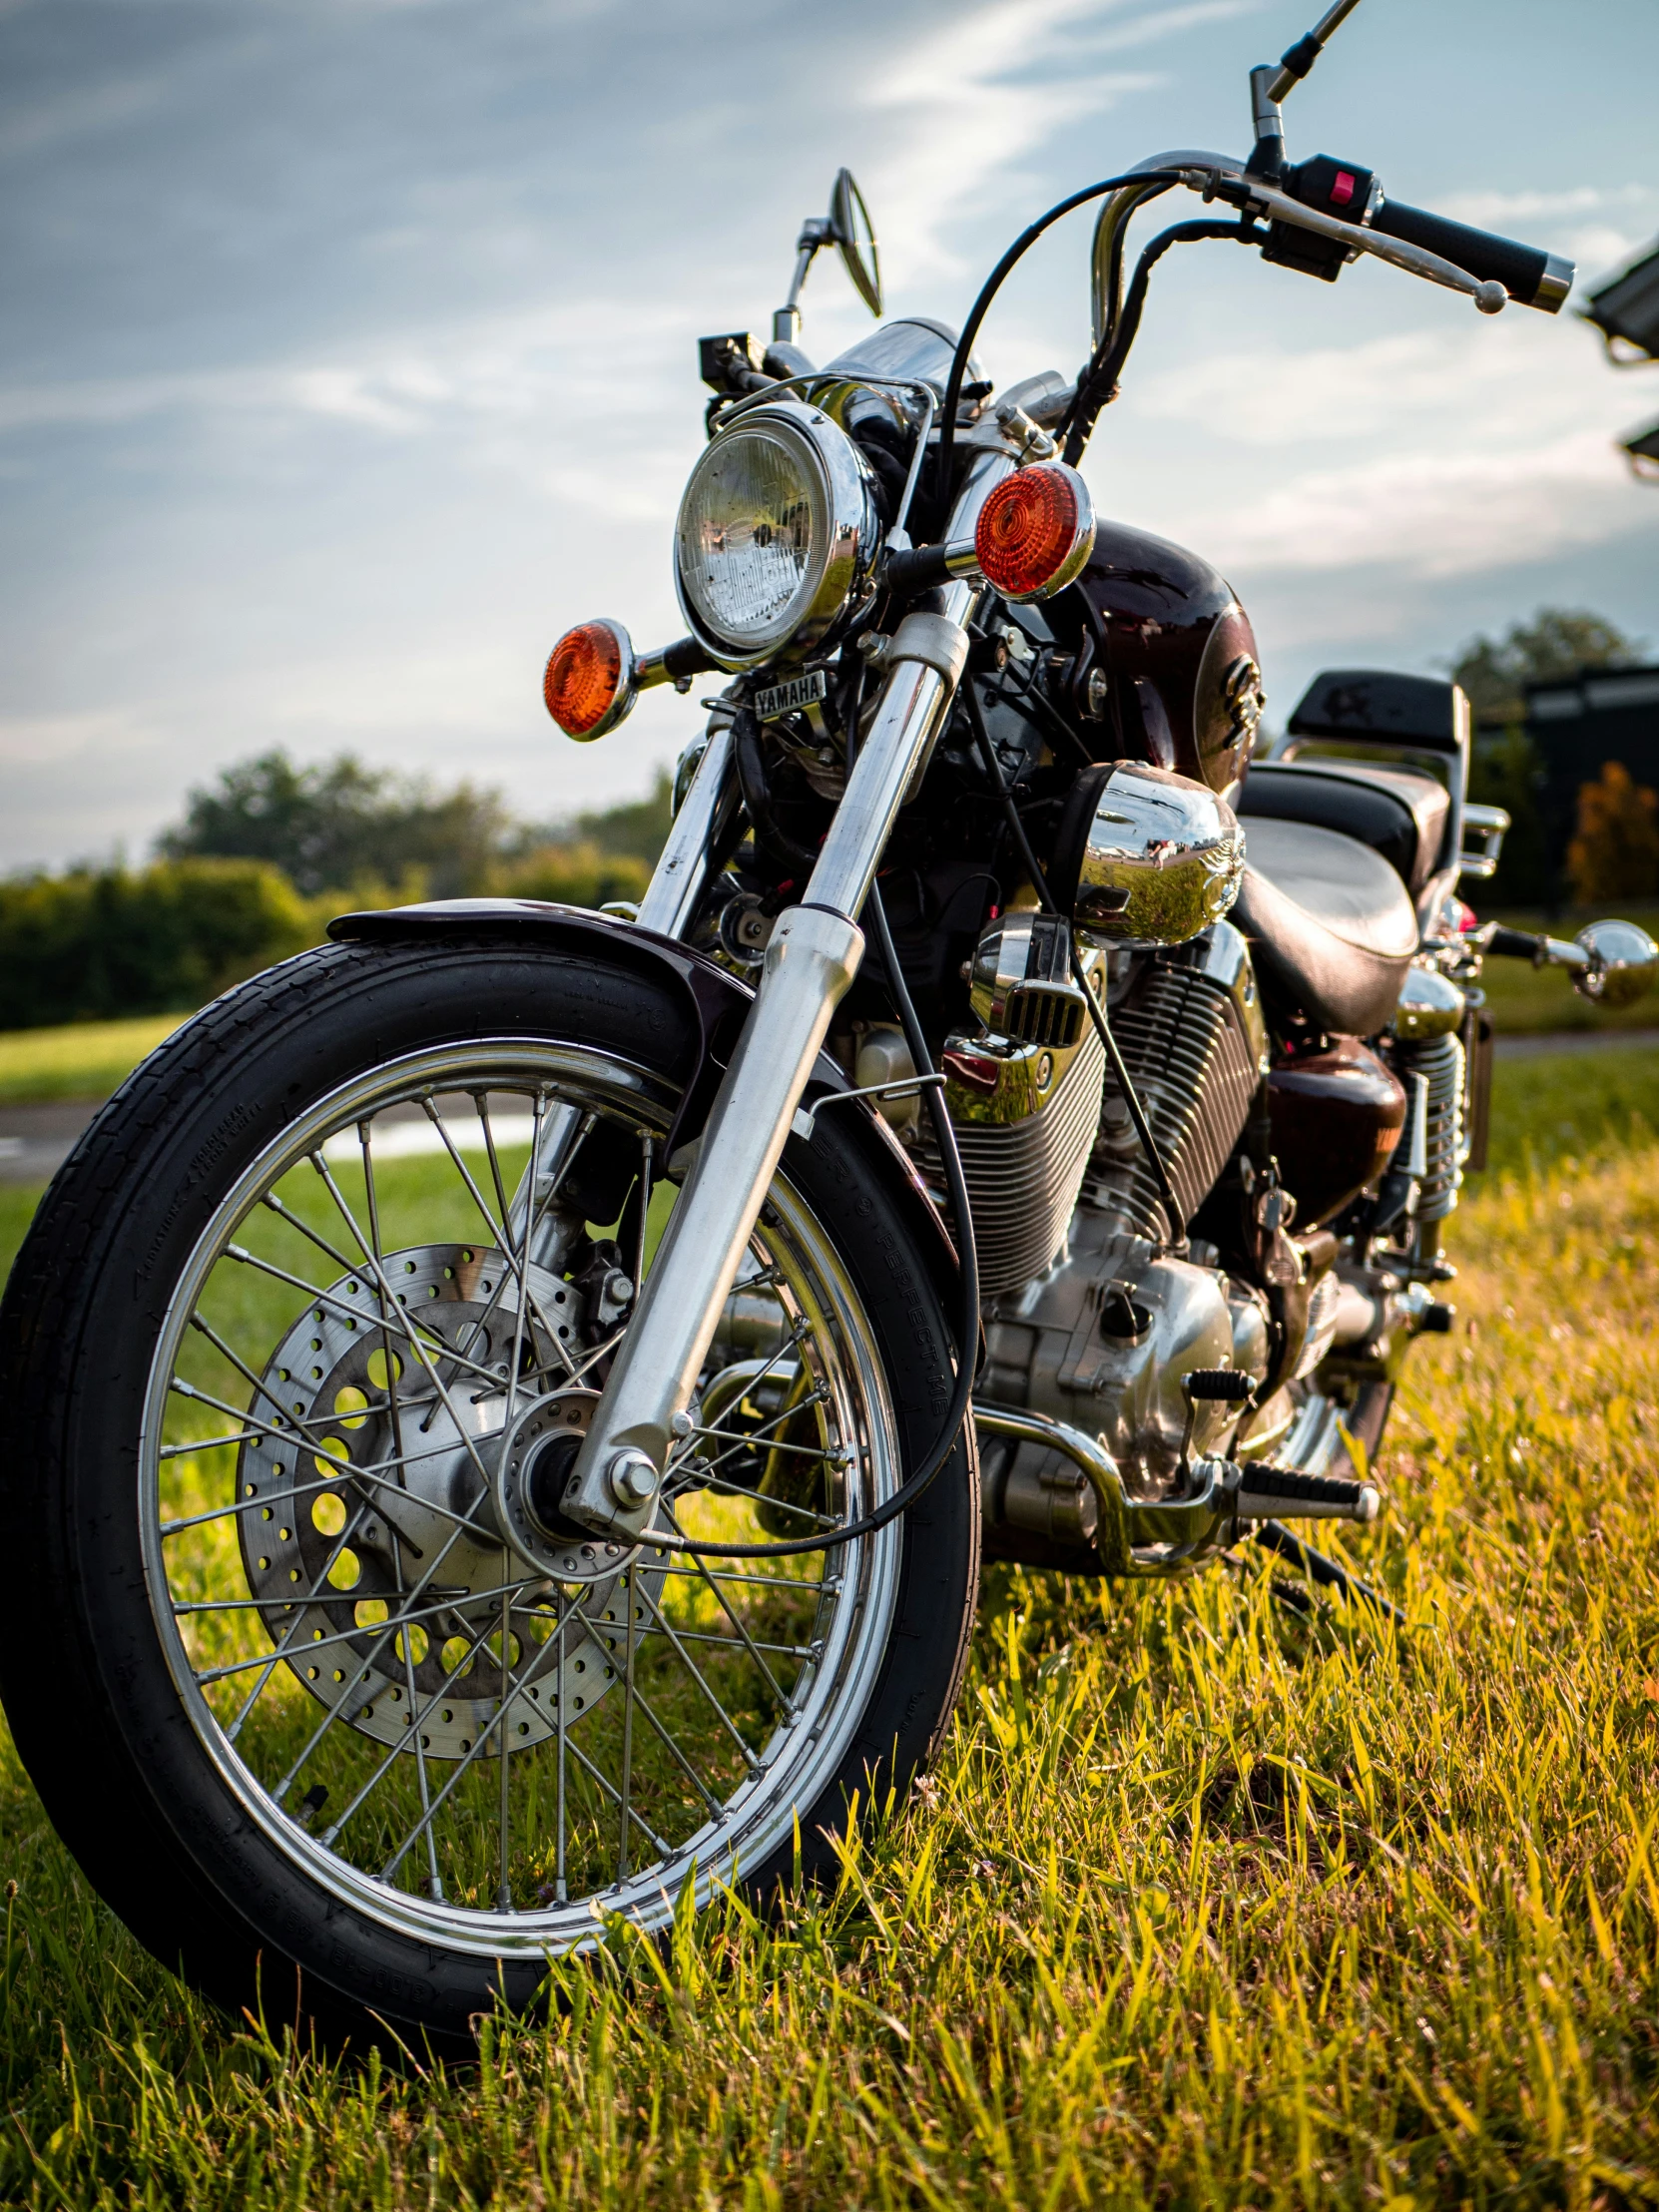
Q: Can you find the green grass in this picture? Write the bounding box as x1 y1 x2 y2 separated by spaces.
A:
1 1053 1657 2207
0 1012 188 1103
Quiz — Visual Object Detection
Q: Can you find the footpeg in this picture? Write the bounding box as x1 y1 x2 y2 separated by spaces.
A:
1231 1463 1380 1524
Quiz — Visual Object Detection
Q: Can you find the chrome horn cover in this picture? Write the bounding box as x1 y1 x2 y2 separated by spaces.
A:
1059 763 1244 947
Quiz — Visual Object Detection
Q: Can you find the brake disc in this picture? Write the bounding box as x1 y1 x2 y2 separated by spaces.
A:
236 1244 661 1761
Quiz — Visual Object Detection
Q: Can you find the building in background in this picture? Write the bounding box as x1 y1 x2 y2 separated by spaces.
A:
1525 663 1659 889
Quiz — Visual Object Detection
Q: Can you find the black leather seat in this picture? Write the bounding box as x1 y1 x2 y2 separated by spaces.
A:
1232 818 1419 1037
1237 759 1450 894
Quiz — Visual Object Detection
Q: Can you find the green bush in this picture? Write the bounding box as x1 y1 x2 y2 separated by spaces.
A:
0 858 330 1031
489 841 653 908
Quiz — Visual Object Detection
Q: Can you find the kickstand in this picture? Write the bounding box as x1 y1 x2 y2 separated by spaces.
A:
1253 1519 1405 1629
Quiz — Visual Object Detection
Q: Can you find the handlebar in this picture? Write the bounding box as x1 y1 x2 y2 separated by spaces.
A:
1371 199 1573 314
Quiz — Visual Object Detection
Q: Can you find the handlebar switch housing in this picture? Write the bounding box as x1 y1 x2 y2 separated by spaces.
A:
1262 154 1380 282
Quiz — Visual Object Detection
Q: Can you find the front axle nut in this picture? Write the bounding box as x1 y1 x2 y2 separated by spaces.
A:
607 1449 659 1507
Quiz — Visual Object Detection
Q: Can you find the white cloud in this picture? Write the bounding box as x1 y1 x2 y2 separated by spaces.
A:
859 0 1231 290
1170 427 1646 581
1438 182 1656 229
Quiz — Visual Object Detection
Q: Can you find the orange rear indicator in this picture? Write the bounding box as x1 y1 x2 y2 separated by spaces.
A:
973 463 1096 603
544 619 633 740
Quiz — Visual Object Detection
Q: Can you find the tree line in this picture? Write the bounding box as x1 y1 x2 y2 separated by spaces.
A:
0 765 672 1031
3 604 1654 1032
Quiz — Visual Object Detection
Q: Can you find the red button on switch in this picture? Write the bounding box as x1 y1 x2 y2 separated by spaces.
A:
1331 170 1356 207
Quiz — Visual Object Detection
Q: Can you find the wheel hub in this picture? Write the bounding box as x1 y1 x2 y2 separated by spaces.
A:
237 1243 658 1760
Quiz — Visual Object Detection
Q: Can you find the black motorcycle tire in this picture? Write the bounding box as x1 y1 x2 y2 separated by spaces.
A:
0 937 979 2051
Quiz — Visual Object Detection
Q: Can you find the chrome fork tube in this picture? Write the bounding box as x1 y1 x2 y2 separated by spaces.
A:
635 720 740 938
560 459 1011 1533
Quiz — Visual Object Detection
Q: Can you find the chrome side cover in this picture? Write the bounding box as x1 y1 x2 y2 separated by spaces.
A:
1063 763 1245 946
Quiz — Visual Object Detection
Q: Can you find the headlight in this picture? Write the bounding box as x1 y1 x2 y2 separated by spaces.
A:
674 400 877 669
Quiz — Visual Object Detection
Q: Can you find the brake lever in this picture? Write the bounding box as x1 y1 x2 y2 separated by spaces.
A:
1198 169 1508 312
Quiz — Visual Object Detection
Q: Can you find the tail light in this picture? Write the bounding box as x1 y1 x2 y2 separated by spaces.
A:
972 463 1096 602
543 619 637 741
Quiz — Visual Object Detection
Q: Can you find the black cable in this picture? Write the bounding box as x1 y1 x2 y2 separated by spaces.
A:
959 679 1186 1247
1098 180 1176 359
981 649 1096 769
649 679 981 1561
1062 219 1261 466
934 168 1186 506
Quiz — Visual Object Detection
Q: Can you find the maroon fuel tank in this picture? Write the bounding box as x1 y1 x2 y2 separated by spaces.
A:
1268 1036 1407 1228
1067 518 1265 799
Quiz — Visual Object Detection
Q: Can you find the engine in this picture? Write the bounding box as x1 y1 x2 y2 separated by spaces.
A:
899 918 1272 1526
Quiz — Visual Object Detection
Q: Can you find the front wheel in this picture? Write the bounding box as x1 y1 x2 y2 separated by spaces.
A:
0 937 978 2047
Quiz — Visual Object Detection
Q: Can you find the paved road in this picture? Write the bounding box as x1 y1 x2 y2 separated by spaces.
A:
4 1029 1655 1188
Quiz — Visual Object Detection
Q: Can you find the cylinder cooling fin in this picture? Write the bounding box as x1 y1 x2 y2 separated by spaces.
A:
1082 949 1263 1245
914 1022 1105 1296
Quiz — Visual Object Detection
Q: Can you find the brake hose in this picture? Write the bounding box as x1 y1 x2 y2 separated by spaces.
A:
647 682 982 1562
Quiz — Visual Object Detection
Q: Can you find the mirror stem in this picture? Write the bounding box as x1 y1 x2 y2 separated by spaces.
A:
1246 64 1285 180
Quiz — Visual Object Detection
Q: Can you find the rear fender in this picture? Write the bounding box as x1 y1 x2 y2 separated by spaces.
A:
327 897 964 1322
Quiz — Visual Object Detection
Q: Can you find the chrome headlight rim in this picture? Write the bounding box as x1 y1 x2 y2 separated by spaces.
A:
673 399 877 674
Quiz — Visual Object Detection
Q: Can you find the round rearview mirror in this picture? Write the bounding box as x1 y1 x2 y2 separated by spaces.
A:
1572 917 1659 1007
829 168 882 318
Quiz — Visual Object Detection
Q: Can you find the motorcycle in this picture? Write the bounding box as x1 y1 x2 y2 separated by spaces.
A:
4 2 1655 2049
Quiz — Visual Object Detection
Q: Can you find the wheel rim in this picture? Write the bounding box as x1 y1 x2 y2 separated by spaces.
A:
140 1039 903 1957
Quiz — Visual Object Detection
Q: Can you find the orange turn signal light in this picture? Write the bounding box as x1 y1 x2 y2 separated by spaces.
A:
544 618 636 741
973 462 1096 603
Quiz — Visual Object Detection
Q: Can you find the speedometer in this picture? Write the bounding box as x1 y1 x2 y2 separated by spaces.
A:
673 400 878 670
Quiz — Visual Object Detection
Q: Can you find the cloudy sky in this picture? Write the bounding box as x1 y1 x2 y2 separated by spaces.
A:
3 0 1657 870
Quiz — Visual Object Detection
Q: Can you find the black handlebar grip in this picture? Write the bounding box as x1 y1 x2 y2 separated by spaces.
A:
1484 924 1545 962
1371 198 1573 312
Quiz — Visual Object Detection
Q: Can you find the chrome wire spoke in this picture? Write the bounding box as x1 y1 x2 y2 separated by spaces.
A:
684 1423 837 1463
375 1610 557 1882
567 1735 672 1862
271 1508 498 1803
224 1491 377 1742
654 1502 798 1710
654 1388 827 1495
612 1676 729 1820
162 1444 492 1544
187 1570 534 1680
629 1572 767 1765
633 1622 813 1660
496 1585 513 1909
304 1153 503 1496
495 1091 544 1432
163 1379 497 1543
416 1092 576 1389
187 1311 303 1431
223 1242 509 1399
357 1117 416 1510
617 1564 639 1884
160 1429 265 1461
314 1585 541 1844
654 1562 830 1596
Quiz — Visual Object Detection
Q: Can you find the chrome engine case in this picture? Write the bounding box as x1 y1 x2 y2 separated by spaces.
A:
979 1217 1269 1496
